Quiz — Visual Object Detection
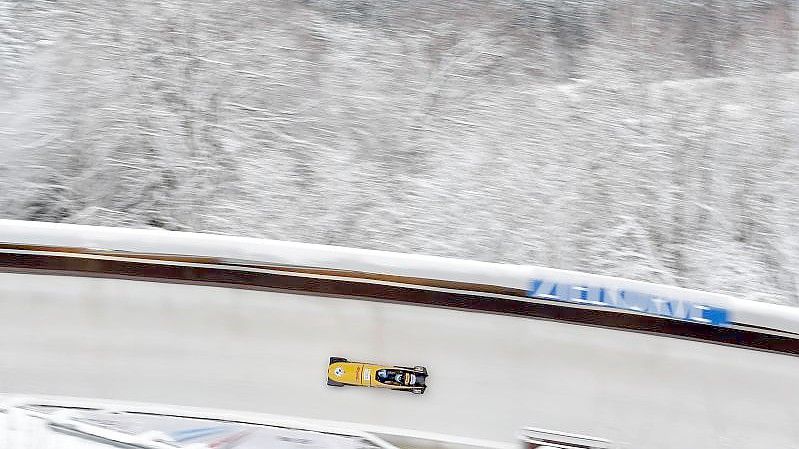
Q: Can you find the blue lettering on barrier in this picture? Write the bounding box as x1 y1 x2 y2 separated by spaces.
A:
527 279 729 326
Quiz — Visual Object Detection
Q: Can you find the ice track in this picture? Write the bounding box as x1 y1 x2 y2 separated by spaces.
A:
0 273 797 449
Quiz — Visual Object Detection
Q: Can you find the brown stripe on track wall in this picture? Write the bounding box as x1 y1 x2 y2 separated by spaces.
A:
0 243 526 296
0 249 798 357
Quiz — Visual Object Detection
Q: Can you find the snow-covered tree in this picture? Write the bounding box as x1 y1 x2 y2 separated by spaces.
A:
0 0 797 304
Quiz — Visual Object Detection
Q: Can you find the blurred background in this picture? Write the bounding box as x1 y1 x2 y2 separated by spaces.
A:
0 0 796 305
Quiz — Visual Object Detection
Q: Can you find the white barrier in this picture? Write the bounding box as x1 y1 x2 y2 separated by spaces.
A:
0 395 508 449
1 219 798 334
1 396 611 449
519 428 611 449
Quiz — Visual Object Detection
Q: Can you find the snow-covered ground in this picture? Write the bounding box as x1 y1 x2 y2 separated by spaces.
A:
1 1 797 306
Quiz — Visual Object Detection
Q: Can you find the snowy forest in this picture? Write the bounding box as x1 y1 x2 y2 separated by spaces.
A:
0 0 797 305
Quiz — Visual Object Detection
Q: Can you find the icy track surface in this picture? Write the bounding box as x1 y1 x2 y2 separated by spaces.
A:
0 273 797 449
